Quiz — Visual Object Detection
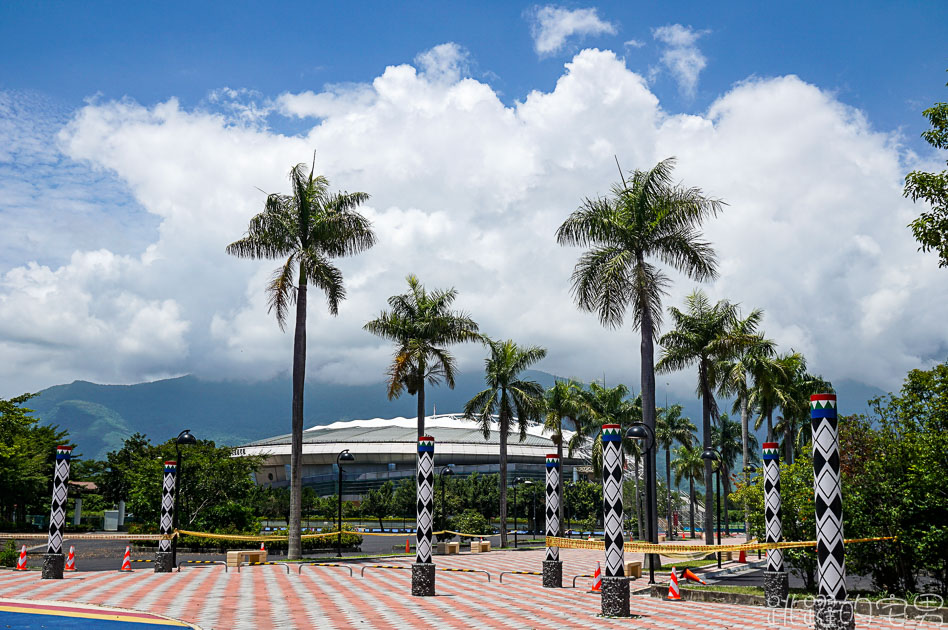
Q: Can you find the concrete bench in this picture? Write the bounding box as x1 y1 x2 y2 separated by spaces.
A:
470 540 491 553
624 561 642 579
226 549 266 568
437 541 460 555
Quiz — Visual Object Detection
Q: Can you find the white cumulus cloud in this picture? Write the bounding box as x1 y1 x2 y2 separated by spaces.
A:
528 5 618 55
652 23 709 97
0 44 945 403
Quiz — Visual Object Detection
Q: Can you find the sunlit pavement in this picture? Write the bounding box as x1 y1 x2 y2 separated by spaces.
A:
1 548 939 629
0 599 194 628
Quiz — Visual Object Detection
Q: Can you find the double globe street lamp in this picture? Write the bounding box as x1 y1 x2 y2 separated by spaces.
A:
172 429 197 568
625 422 657 584
336 449 355 558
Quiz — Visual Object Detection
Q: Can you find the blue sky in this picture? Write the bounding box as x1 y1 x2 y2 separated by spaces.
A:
2 1 945 146
0 2 946 399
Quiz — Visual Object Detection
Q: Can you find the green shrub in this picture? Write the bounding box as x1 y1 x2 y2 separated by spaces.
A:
453 510 492 541
0 540 19 567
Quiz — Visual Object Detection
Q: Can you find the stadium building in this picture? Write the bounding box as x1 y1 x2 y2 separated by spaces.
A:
234 414 587 497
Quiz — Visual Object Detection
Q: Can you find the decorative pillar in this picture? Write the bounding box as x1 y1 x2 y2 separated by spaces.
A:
543 453 562 587
412 435 435 596
601 424 629 617
811 393 854 630
762 442 788 606
155 461 177 572
42 445 72 579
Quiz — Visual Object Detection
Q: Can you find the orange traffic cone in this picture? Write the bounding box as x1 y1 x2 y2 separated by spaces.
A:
405 538 410 553
666 566 681 600
680 568 707 585
260 541 266 552
589 561 602 593
119 545 132 572
64 546 77 572
16 545 27 571
738 549 747 563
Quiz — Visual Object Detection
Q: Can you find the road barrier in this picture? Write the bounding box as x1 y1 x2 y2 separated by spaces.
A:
297 563 354 576
499 570 542 583
239 561 290 574
176 560 227 572
438 568 491 582
360 564 411 577
546 535 896 554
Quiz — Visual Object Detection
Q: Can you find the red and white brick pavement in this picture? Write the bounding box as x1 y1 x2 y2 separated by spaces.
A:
1 548 940 629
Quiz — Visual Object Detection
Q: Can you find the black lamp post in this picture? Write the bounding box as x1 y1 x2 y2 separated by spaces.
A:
172 429 197 568
564 481 572 538
702 448 722 568
626 422 657 584
336 449 354 558
439 465 454 533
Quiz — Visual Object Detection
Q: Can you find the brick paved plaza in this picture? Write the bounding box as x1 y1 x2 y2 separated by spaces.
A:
1 548 941 629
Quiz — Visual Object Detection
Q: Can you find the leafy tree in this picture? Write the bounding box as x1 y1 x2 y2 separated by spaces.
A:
360 480 395 530
101 432 151 505
464 338 547 548
364 275 481 439
749 351 802 440
556 157 723 546
904 71 948 267
671 443 703 538
543 379 587 534
655 404 695 539
226 159 376 558
564 480 603 528
657 289 751 544
392 477 416 519
0 394 70 527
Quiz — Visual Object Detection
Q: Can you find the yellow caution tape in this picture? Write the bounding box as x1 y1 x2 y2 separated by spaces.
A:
0 533 172 541
546 535 896 553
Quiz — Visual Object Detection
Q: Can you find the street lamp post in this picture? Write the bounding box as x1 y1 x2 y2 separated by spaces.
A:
336 449 355 558
513 477 525 548
529 482 537 538
743 465 761 559
702 448 722 568
564 481 572 538
172 430 197 569
626 422 657 584
438 466 454 533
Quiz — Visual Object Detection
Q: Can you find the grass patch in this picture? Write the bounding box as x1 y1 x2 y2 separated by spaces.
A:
662 558 717 569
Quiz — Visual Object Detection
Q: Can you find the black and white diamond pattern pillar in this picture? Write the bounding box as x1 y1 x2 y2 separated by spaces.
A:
811 393 854 629
600 424 629 616
412 435 436 596
543 453 562 587
42 445 72 579
155 461 176 572
763 441 788 606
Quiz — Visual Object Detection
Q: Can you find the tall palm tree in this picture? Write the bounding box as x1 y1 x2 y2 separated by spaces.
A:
464 339 547 548
671 444 703 539
712 413 758 535
656 289 753 546
543 379 587 534
364 275 481 439
655 404 696 539
226 159 376 559
716 310 774 536
749 351 804 442
774 366 832 464
556 157 723 545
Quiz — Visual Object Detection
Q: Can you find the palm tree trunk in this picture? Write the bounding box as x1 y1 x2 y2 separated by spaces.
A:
665 447 673 540
557 432 564 536
766 410 774 442
639 293 659 554
700 359 714 546
740 390 750 539
689 478 696 538
417 379 426 440
785 422 793 464
287 273 307 560
722 464 730 536
499 417 509 548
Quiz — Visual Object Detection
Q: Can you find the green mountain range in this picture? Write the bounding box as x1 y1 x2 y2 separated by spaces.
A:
26 371 884 461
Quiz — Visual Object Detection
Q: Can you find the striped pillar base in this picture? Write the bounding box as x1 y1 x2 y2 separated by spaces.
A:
412 436 435 597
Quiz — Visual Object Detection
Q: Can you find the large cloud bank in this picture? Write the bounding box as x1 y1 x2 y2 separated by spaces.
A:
0 47 944 398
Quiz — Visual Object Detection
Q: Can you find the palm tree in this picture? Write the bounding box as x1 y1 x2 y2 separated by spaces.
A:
655 404 696 539
712 413 758 535
556 157 723 545
543 379 587 534
671 444 703 539
226 159 376 559
464 339 547 548
364 275 481 439
656 289 753 545
716 310 774 536
750 351 804 442
775 366 832 464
